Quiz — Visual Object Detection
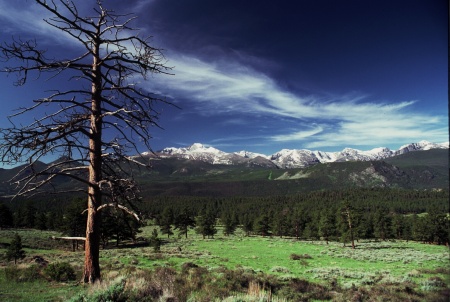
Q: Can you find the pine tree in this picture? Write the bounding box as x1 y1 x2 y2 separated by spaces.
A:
272 212 290 238
149 229 162 252
221 211 238 236
159 207 174 238
319 209 336 244
6 233 26 264
339 201 359 249
21 202 37 228
174 208 196 238
255 214 271 237
240 213 254 236
0 204 14 228
36 212 48 230
195 207 217 239
373 207 392 240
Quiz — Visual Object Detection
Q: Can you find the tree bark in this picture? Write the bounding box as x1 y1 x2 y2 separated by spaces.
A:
83 39 103 284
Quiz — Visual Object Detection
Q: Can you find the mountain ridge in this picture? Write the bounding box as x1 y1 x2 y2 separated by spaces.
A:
147 140 449 169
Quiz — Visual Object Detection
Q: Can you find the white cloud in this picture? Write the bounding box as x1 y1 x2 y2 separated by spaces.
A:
151 53 447 145
271 125 324 142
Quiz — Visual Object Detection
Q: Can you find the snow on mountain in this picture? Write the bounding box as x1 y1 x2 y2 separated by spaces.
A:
270 149 320 168
234 150 269 159
159 143 233 164
157 143 275 167
395 140 448 155
149 141 448 169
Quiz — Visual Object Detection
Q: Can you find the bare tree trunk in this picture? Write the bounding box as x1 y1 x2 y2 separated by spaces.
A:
83 42 103 284
346 211 355 249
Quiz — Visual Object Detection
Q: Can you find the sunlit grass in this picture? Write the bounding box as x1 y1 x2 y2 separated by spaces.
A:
0 227 449 301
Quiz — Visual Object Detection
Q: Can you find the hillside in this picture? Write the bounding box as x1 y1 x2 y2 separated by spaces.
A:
1 149 448 199
137 149 448 197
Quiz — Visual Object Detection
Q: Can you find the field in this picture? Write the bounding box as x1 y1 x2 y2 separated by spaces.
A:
0 226 449 301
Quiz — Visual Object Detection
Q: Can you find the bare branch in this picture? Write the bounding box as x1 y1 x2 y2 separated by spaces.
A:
0 0 172 283
97 203 140 221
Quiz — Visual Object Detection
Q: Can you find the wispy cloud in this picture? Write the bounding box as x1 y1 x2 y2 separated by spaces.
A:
271 125 324 142
151 53 447 147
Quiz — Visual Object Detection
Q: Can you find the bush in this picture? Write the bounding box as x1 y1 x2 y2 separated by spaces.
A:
4 264 43 282
44 262 76 282
91 279 127 302
290 253 312 260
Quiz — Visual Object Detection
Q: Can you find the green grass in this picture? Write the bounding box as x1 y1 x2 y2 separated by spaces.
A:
1 227 449 301
0 276 83 302
134 226 449 287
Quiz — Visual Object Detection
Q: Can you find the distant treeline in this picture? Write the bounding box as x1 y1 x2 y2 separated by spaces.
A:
144 188 449 245
0 188 448 246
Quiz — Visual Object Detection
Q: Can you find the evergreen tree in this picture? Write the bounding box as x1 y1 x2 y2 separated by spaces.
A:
426 210 450 245
149 229 162 252
23 201 37 228
272 211 290 238
13 208 24 228
159 207 174 238
36 212 48 230
174 208 196 238
240 213 254 236
59 199 88 251
304 211 320 241
101 208 141 247
6 233 26 264
319 209 336 244
254 214 271 237
357 211 374 239
411 214 428 243
373 207 392 240
339 201 359 249
289 206 308 239
391 214 406 240
0 204 14 228
46 212 57 230
221 211 238 236
195 207 217 239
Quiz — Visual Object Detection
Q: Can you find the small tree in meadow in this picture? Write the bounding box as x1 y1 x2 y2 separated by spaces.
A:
6 233 26 264
149 229 162 252
159 207 175 238
195 207 217 239
174 208 196 239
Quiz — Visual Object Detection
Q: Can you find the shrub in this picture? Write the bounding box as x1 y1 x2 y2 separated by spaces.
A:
290 253 313 260
421 277 447 291
4 266 20 282
4 264 43 282
91 279 127 302
44 262 76 282
270 266 291 274
68 278 128 302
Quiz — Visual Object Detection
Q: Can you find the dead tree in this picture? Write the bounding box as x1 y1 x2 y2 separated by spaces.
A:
340 201 356 249
0 0 172 283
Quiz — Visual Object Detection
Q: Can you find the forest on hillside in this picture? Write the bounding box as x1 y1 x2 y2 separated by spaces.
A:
1 188 448 247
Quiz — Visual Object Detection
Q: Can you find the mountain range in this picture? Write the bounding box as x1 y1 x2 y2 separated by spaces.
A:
0 141 448 198
146 140 449 169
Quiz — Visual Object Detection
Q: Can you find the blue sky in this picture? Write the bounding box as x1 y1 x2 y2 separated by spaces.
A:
0 0 448 159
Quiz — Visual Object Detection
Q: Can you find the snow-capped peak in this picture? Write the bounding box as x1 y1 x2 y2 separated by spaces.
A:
147 141 448 169
234 150 269 159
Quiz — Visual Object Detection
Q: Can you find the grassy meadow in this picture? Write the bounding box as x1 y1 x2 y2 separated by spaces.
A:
0 226 449 301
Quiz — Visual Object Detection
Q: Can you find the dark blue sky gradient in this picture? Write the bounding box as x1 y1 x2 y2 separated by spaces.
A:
0 0 448 161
